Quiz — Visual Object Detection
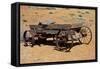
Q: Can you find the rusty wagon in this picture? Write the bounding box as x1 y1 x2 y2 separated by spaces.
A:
23 22 92 51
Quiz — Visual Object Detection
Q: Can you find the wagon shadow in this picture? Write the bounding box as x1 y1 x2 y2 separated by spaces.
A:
37 40 81 52
43 40 56 46
35 40 55 46
60 42 81 52
54 42 81 52
24 40 81 52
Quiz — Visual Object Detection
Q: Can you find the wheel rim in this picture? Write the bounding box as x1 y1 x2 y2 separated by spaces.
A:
55 31 67 48
79 26 92 44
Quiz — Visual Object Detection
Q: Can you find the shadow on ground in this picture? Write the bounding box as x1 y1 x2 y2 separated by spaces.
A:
24 40 81 52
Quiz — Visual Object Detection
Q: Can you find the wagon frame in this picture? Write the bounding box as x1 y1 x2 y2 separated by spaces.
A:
23 23 92 51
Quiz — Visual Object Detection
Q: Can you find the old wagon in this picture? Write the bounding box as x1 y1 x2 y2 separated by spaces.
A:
23 22 92 51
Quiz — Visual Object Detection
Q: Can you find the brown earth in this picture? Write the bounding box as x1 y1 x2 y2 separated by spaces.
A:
20 5 96 64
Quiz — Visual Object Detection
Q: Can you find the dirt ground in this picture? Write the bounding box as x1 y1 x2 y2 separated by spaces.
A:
20 5 96 64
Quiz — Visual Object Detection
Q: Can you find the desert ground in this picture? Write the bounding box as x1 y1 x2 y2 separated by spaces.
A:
20 5 96 64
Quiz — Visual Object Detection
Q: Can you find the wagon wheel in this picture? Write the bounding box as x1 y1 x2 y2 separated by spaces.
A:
64 30 76 51
55 30 68 50
23 30 29 47
29 30 36 47
31 37 35 47
79 26 92 44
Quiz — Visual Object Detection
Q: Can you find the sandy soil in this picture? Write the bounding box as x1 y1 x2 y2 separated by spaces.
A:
20 41 95 64
20 5 96 64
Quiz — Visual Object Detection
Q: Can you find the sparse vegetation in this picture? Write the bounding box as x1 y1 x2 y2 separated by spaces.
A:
46 7 56 10
90 20 94 22
49 12 53 14
69 13 75 16
85 11 90 14
35 12 38 14
22 14 24 16
78 14 83 17
77 11 81 13
81 13 84 14
23 19 27 22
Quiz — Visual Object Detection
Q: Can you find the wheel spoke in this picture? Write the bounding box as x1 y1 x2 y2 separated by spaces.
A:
79 26 92 44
